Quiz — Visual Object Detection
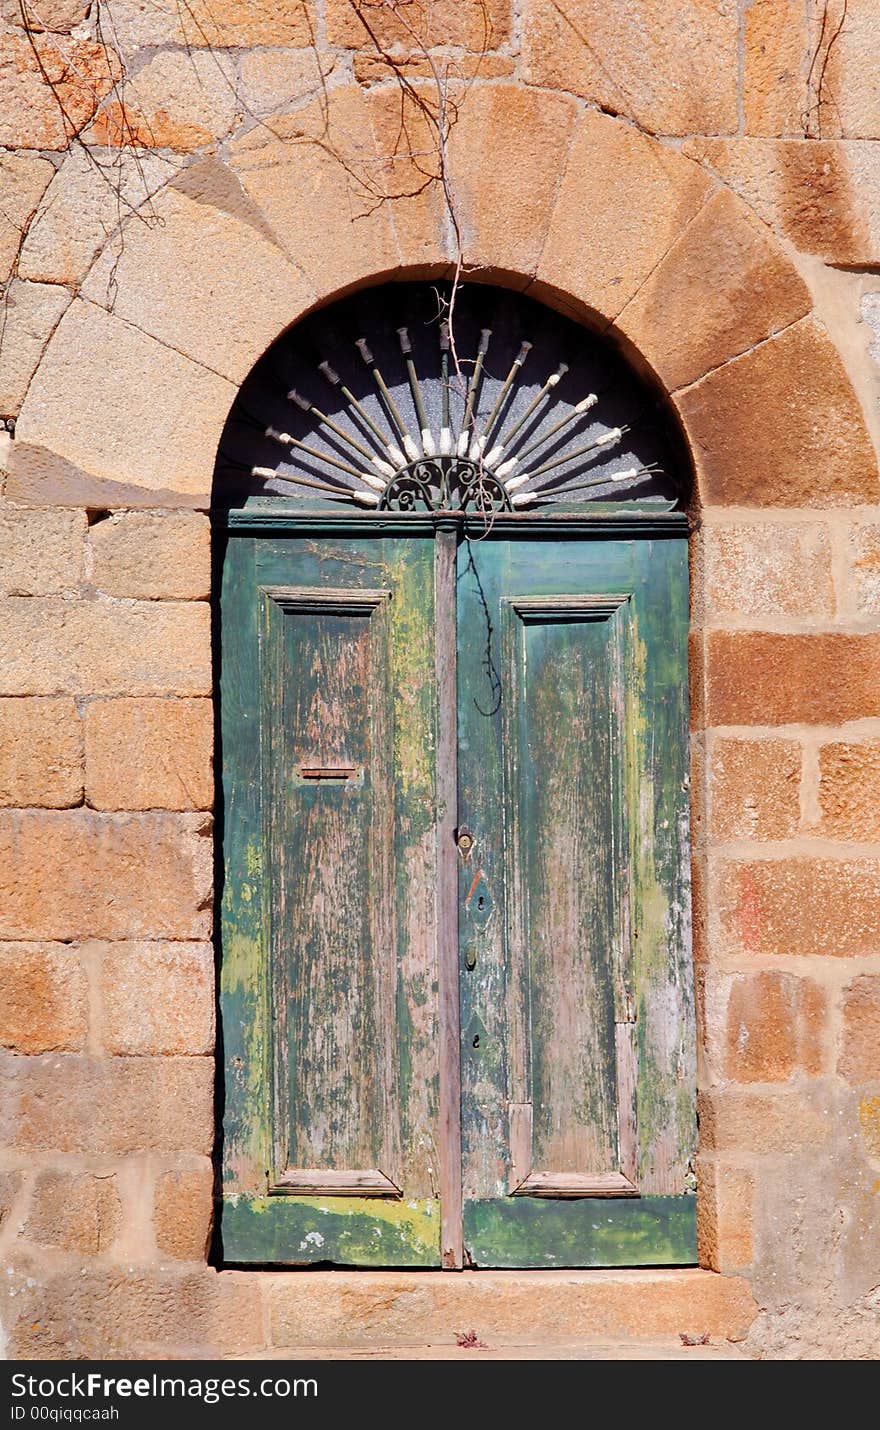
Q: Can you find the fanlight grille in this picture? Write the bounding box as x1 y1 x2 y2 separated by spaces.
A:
217 282 682 513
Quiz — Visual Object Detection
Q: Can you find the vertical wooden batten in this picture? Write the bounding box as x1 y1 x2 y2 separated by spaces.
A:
435 522 464 1269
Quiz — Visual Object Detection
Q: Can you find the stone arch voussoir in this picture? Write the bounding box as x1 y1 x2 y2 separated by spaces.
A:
8 86 878 511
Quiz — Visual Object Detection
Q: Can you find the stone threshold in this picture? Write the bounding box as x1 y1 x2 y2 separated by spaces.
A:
245 1267 757 1355
236 1338 749 1360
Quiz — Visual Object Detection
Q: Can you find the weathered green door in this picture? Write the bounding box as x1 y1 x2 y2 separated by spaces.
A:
456 530 695 1267
219 528 444 1266
219 514 695 1268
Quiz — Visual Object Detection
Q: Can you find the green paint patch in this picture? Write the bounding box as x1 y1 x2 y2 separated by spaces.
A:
220 1195 440 1267
463 1196 696 1269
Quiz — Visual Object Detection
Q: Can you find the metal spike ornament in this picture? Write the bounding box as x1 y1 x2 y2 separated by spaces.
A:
250 319 663 512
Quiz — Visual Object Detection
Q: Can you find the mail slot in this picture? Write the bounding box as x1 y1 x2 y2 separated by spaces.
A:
296 764 363 783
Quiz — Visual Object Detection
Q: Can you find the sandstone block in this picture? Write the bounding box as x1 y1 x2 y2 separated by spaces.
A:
267 1266 757 1347
81 179 311 384
0 280 72 416
154 1163 214 1260
7 1266 263 1358
677 317 880 507
705 631 880 725
0 810 212 940
698 1087 832 1154
231 87 399 301
723 971 826 1082
0 152 54 283
237 47 335 118
0 1170 21 1233
445 85 578 277
354 52 515 85
0 697 83 808
708 737 801 842
849 522 880 615
0 33 120 149
0 942 87 1053
18 149 181 288
818 740 880 841
100 942 214 1055
327 0 511 48
809 0 880 138
839 976 880 1084
743 0 807 137
681 137 880 266
86 51 238 152
0 506 85 596
833 1162 880 1307
365 82 453 269
859 1095 880 1157
520 0 738 136
537 110 714 324
85 698 213 811
0 596 211 696
0 1051 214 1155
617 187 810 392
696 1157 754 1272
89 512 210 601
688 629 706 732
713 857 880 959
701 521 834 621
24 1170 121 1254
2 0 91 30
748 1156 846 1311
12 299 235 500
109 0 316 48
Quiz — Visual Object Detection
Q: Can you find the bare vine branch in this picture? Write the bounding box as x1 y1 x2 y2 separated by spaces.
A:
803 0 848 138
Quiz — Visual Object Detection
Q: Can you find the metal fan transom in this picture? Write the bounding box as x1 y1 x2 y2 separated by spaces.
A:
217 282 682 513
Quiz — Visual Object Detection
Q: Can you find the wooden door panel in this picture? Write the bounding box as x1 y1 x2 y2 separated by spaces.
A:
457 534 696 1268
219 533 441 1265
263 587 394 1187
503 595 635 1195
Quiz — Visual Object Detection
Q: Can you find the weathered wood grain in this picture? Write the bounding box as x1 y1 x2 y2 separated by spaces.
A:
512 1172 637 1197
508 597 623 1176
435 527 463 1269
264 586 392 1177
275 1169 402 1196
219 535 272 1197
457 534 694 1264
456 536 511 1205
220 533 441 1264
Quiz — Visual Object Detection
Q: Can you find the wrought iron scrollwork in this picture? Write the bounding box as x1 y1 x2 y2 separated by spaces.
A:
379 457 512 513
380 466 435 512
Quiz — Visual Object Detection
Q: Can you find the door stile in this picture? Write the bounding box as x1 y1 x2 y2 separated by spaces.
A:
435 523 464 1268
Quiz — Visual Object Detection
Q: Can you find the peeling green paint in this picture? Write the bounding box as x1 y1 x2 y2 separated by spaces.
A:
220 1195 440 1267
220 532 442 1262
463 1196 696 1269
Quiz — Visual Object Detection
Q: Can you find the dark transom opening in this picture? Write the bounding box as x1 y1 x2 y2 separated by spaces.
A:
215 281 686 514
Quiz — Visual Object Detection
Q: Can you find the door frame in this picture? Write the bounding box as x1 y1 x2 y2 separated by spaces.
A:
216 503 692 1268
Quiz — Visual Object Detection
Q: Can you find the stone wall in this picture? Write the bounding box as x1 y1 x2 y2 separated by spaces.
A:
1 0 879 1359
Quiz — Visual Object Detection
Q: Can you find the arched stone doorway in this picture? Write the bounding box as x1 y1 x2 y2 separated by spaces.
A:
216 280 695 1270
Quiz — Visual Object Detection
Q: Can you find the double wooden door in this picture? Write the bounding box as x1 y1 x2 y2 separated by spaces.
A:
219 518 696 1268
